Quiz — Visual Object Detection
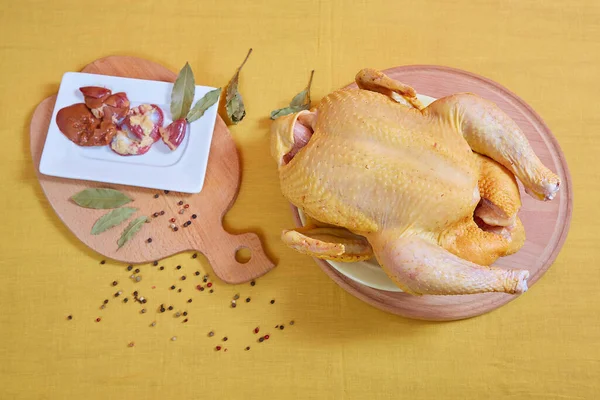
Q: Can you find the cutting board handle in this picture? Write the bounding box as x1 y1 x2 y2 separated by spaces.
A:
199 225 274 284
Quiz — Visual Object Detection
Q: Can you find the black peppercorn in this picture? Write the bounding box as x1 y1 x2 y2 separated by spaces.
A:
192 253 197 258
127 265 133 271
174 227 179 231
183 312 188 316
153 212 159 218
192 214 197 219
187 299 192 303
195 271 200 276
133 291 138 296
100 260 106 265
160 266 164 270
176 265 181 270
223 337 228 341
112 281 118 286
181 276 186 280
259 337 264 343
246 297 251 303
164 190 170 194
178 201 183 206
103 299 109 304
67 315 73 320
168 306 173 310
270 299 275 304
153 261 158 266
154 194 159 198
134 269 140 274
250 281 256 286
147 238 153 243
171 285 176 290
123 298 129 303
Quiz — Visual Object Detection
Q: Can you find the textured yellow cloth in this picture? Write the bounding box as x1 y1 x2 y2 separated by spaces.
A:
0 0 598 399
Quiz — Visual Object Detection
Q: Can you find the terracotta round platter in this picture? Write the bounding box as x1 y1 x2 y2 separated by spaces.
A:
291 65 572 321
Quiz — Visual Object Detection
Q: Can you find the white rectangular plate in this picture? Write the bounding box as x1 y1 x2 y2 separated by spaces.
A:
39 72 220 193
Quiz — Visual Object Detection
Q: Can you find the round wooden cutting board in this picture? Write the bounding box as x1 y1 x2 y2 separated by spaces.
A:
30 56 275 284
291 65 572 321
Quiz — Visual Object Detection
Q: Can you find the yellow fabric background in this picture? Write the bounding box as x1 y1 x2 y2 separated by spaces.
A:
0 0 598 398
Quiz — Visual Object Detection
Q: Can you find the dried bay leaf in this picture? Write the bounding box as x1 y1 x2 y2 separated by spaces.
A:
270 105 310 120
117 216 149 249
220 48 253 125
91 207 137 235
270 70 315 119
226 91 245 123
186 88 222 123
71 188 132 209
171 62 196 121
290 70 314 107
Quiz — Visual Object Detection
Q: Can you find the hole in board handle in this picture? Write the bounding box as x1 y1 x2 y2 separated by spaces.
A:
235 247 252 264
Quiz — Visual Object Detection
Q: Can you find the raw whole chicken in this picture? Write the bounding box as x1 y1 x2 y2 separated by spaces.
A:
271 69 560 295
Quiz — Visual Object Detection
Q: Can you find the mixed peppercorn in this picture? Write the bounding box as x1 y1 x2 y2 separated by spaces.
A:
67 192 292 351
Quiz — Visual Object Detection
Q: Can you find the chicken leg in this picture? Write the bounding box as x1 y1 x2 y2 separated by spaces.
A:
424 94 560 201
370 235 529 295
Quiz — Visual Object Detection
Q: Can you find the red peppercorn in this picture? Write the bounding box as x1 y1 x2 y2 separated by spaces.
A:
170 218 176 223
196 285 202 290
96 317 101 322
264 335 270 340
216 346 222 351
254 327 259 334
184 204 190 209
207 282 213 288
